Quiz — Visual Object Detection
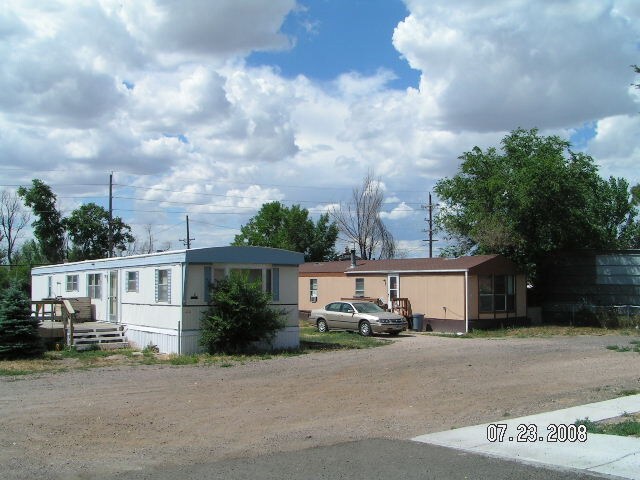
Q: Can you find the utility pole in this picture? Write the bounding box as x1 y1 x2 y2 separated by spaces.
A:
180 215 195 249
422 192 437 258
108 172 113 258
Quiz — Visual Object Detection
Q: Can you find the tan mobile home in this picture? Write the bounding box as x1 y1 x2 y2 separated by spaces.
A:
299 254 526 333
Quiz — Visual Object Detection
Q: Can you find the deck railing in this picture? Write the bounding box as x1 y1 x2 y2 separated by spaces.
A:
33 299 77 347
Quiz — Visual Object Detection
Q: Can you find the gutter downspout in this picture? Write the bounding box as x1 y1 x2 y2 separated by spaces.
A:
464 270 469 333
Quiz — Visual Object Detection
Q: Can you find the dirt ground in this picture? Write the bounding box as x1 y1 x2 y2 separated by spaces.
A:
1 333 639 479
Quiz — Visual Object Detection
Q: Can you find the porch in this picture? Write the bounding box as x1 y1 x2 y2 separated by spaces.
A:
34 298 128 351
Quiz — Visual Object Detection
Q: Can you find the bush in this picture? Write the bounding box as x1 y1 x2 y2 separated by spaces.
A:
0 281 44 359
200 273 284 354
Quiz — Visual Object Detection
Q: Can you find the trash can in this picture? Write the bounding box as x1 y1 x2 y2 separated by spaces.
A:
412 313 424 332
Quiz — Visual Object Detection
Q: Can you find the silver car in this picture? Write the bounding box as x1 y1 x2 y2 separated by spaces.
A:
309 301 407 336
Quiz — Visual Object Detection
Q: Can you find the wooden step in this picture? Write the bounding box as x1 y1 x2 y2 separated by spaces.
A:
72 324 128 351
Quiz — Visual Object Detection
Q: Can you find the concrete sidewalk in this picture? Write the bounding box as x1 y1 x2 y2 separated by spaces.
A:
412 395 640 479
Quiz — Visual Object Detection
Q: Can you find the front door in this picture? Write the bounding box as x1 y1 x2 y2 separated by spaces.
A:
108 270 118 323
388 274 399 309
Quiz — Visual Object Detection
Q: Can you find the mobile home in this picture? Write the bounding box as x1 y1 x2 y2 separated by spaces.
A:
299 254 527 333
32 246 304 353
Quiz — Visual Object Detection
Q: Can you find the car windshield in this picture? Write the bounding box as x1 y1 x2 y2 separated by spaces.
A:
352 302 384 313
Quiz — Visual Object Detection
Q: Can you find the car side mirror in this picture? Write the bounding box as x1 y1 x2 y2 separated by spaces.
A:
346 308 354 314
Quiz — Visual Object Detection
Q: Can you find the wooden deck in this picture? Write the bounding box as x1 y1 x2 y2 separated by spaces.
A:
38 321 128 350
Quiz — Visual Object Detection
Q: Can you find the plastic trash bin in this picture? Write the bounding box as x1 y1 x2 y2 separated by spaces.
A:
412 313 424 332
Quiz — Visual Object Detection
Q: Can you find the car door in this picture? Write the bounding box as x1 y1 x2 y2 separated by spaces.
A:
323 302 342 329
340 302 359 331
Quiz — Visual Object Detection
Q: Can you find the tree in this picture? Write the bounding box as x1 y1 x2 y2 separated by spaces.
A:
0 240 45 293
331 171 395 260
200 272 284 353
0 281 44 359
232 202 338 261
65 203 135 261
17 179 65 264
434 128 636 285
0 190 30 265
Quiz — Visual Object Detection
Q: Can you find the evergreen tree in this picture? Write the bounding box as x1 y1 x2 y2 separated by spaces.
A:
0 281 44 359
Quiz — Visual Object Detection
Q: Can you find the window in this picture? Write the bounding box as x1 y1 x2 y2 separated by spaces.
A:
355 278 365 297
310 278 318 303
479 275 515 312
66 275 79 292
87 273 101 299
47 276 53 297
326 302 341 312
228 268 279 300
126 271 139 292
156 269 171 303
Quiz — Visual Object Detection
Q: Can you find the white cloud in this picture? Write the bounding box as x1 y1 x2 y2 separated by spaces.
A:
380 202 417 220
587 115 640 185
1 0 638 253
394 0 640 131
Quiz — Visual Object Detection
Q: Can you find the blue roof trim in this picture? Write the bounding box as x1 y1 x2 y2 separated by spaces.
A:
185 246 304 265
32 246 304 275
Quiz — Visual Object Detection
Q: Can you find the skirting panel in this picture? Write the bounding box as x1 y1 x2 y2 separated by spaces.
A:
125 325 300 354
125 325 179 354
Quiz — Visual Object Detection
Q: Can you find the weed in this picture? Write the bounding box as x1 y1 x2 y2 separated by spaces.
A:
619 389 640 396
168 355 199 366
606 345 631 352
432 325 640 339
575 416 640 437
299 326 389 350
0 368 33 376
142 343 159 357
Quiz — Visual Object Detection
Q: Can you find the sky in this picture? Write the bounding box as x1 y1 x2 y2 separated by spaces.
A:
1 0 639 258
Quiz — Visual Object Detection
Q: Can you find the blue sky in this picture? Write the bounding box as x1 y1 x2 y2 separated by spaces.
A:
248 0 420 90
0 0 638 258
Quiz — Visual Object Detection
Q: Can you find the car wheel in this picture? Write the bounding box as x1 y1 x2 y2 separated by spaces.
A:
359 320 372 337
317 319 328 333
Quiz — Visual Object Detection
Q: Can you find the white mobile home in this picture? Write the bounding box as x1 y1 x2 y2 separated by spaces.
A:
31 246 304 354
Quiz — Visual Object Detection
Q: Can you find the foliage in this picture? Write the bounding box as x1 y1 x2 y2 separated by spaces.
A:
0 240 45 293
299 325 389 350
0 190 30 265
200 272 285 353
331 171 395 259
232 202 338 261
17 179 66 264
575 417 640 437
65 202 135 260
434 128 637 285
0 281 43 359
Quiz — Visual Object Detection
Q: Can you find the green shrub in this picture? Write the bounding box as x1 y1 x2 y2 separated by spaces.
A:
0 281 44 359
200 272 284 354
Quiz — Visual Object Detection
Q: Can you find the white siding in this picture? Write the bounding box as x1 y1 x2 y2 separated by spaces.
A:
32 249 302 354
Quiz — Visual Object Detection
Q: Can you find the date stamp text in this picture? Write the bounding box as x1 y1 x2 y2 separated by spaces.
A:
486 423 588 443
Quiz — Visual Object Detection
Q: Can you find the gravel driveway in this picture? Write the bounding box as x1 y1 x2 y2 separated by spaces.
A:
1 333 639 479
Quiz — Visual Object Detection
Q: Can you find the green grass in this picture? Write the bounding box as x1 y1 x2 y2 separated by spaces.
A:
428 325 640 339
299 326 390 350
605 341 640 353
575 416 640 437
0 368 34 376
619 389 640 396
